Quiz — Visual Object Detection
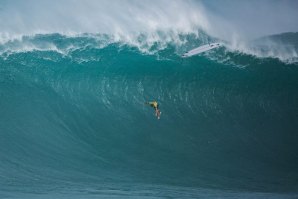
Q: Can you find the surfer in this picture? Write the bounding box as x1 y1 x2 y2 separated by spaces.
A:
145 101 161 119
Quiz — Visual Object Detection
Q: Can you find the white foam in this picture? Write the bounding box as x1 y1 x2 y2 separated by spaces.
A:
225 40 298 63
0 0 210 44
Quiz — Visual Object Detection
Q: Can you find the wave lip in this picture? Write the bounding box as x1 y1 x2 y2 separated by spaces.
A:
1 31 298 65
224 32 298 63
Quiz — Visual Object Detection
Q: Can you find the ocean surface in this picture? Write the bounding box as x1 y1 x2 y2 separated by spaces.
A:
1 32 298 198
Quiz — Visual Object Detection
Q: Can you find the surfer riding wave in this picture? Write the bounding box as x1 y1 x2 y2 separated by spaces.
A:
145 101 161 119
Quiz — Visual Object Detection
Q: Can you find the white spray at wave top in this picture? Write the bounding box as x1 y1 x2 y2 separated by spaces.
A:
0 0 210 42
0 0 297 62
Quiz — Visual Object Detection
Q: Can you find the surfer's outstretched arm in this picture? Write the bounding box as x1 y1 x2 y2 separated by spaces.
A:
145 102 154 106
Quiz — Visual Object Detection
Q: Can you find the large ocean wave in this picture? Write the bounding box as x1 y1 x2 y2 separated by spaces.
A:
1 33 298 198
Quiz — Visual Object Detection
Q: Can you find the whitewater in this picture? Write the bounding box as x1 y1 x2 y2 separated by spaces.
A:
1 0 298 198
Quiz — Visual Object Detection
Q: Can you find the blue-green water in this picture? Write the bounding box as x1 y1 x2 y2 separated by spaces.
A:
0 33 298 198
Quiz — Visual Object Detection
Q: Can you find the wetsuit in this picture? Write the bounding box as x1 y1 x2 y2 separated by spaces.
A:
148 101 158 110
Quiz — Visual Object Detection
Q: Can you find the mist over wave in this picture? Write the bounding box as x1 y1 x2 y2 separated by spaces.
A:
0 0 297 62
0 0 209 43
1 1 298 198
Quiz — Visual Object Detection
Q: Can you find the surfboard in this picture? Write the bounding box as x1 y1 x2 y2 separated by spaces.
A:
182 43 221 58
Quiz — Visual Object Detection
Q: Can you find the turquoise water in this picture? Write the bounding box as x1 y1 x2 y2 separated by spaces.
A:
0 33 298 198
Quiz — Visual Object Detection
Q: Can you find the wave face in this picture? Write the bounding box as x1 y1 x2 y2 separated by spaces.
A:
1 33 298 198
